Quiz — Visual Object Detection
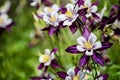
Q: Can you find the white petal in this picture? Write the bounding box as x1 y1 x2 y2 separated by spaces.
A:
66 3 74 11
51 12 58 18
65 76 72 80
52 4 59 12
88 33 97 44
59 14 67 21
51 52 55 60
71 14 79 22
67 68 75 77
84 0 91 7
43 15 50 24
77 71 83 76
77 36 86 47
91 6 97 13
74 4 79 14
45 49 51 55
63 20 72 26
85 50 93 56
44 60 51 66
77 71 85 79
93 42 102 50
76 45 85 52
86 13 92 18
39 55 44 63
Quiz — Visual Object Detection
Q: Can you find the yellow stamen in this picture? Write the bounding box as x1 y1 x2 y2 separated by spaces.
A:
50 16 57 22
42 55 50 63
84 74 92 79
103 26 114 36
65 10 73 18
84 41 92 49
0 17 4 24
73 76 80 80
47 7 53 12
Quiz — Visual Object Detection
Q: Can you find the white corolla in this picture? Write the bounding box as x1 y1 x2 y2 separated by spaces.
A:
76 33 102 56
39 49 55 66
59 3 79 26
0 13 12 28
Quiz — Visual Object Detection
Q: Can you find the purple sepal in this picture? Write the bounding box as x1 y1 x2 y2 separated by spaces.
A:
50 59 60 68
44 66 49 73
92 53 104 66
97 42 113 51
38 63 44 70
102 74 109 80
76 0 84 7
57 71 67 79
69 22 77 34
51 48 58 54
74 66 80 75
92 13 100 20
78 8 87 16
82 27 90 40
48 27 57 36
65 45 80 54
79 55 89 67
60 8 67 14
92 1 100 6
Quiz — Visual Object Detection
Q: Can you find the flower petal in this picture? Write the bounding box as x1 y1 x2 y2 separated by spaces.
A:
38 63 44 70
65 76 72 80
91 6 97 13
88 33 97 44
63 20 72 26
67 68 75 77
59 14 67 21
65 45 80 54
66 3 74 11
82 27 90 40
44 60 51 66
77 36 86 47
45 49 51 55
85 50 93 56
69 22 77 33
76 45 85 52
93 42 102 50
50 59 60 68
92 53 104 66
74 67 80 75
79 55 89 67
57 71 68 79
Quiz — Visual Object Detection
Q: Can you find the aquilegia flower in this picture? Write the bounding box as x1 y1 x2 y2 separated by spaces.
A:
38 48 60 72
57 67 85 80
0 13 12 28
66 27 113 67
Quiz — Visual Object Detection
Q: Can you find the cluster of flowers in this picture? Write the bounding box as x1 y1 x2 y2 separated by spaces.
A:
31 0 120 80
0 0 14 32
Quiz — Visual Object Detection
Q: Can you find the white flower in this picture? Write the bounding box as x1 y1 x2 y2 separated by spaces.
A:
43 4 59 15
39 49 54 66
65 68 85 80
0 13 12 28
80 0 98 18
76 33 102 56
43 12 62 27
59 3 79 26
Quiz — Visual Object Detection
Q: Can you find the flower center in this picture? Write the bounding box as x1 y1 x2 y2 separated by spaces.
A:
72 76 80 80
84 74 92 79
0 17 4 24
42 55 50 63
84 41 92 49
104 26 114 36
47 7 53 13
65 10 73 18
50 16 57 22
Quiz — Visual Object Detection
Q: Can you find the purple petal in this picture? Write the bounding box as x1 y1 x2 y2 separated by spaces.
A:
50 59 60 68
97 42 113 51
91 13 100 20
74 66 80 75
102 74 109 80
79 55 89 67
92 1 100 6
51 48 58 54
60 8 67 14
69 22 77 34
65 45 80 54
82 27 90 40
76 0 84 7
92 53 104 66
44 66 49 73
38 63 44 70
57 71 68 79
48 27 57 36
78 8 87 16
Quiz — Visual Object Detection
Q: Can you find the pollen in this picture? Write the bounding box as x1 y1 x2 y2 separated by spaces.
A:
50 16 57 22
0 17 4 24
47 7 53 12
84 41 92 49
65 10 73 18
42 55 50 63
73 76 80 80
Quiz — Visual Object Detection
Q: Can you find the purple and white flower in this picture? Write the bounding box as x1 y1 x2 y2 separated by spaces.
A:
38 48 60 71
59 3 79 26
0 13 12 28
57 67 85 80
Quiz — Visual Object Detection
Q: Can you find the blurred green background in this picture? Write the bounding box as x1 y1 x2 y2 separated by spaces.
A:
0 0 120 80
